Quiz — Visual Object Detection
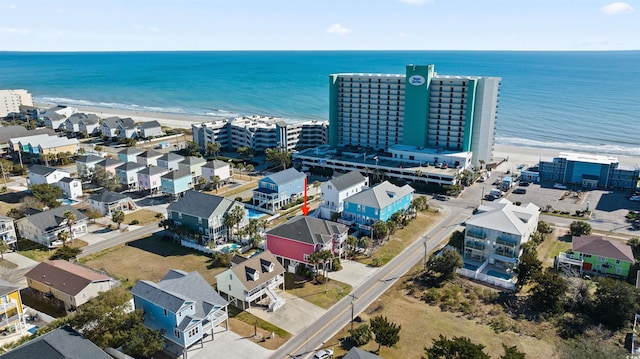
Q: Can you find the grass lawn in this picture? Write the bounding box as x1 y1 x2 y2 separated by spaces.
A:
124 208 161 225
227 305 291 350
284 273 351 309
80 234 226 289
359 210 442 266
325 265 560 359
17 238 89 263
537 229 572 268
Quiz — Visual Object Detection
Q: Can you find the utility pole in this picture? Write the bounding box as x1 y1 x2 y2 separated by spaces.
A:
348 293 358 333
423 238 428 268
0 161 7 191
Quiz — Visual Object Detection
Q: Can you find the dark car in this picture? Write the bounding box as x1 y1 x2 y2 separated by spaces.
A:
513 188 527 194
519 181 530 186
484 194 497 201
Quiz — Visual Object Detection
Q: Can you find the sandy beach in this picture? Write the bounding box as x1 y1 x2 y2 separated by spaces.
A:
37 102 639 169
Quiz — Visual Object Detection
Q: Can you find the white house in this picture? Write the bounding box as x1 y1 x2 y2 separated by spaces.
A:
88 191 137 216
16 206 88 247
43 105 77 130
157 153 185 171
115 162 145 189
179 156 207 179
201 160 231 183
140 120 162 138
28 165 70 186
57 177 82 199
215 250 286 311
136 150 163 167
117 118 138 139
318 170 369 220
76 155 104 178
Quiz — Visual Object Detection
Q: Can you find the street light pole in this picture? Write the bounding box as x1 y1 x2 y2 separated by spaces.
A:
423 238 428 268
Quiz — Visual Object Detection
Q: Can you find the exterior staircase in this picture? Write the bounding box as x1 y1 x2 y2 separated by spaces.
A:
266 287 285 312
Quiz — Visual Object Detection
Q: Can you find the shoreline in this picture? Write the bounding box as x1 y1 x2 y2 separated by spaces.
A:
35 103 639 168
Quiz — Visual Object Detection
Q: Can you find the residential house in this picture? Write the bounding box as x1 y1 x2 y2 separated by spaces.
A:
3 128 55 153
100 116 122 138
1 325 112 359
161 170 193 197
0 278 23 333
463 198 540 272
166 190 246 246
75 154 104 177
27 164 70 187
24 260 117 311
64 113 99 135
95 158 123 176
341 180 414 233
34 136 79 158
131 269 229 359
117 147 144 163
215 250 286 311
252 167 306 210
557 235 635 277
266 215 349 268
42 105 77 130
201 160 231 183
179 156 207 179
137 166 170 194
115 161 145 189
136 149 162 167
318 170 369 220
157 153 185 171
78 114 100 136
88 191 137 216
57 177 82 199
343 347 384 359
140 120 163 138
16 206 88 247
117 118 138 139
0 215 17 248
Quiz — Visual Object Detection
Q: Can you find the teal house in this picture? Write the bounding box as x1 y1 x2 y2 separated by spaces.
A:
557 235 634 277
161 170 193 198
341 181 414 234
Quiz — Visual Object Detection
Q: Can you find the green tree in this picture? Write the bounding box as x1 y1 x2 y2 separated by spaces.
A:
370 315 401 352
359 236 371 253
349 323 372 346
121 322 164 358
264 147 291 170
0 240 10 261
448 230 465 251
29 183 63 208
427 250 463 282
237 146 255 161
183 141 200 156
206 141 221 157
425 335 490 359
245 163 255 174
223 205 245 241
92 166 120 191
346 235 358 257
515 248 542 291
530 271 568 314
569 220 592 236
592 277 639 330
372 220 389 241
63 210 77 246
501 344 527 359
56 230 68 246
537 220 553 234
210 175 222 192
111 210 125 229
49 245 82 260
412 196 429 211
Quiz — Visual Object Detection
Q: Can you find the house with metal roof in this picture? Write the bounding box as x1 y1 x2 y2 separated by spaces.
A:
166 190 246 247
117 147 144 163
137 166 170 194
201 160 231 184
15 205 88 247
318 170 369 220
161 170 193 197
64 113 99 134
140 120 163 138
57 177 82 199
27 164 70 186
116 118 138 139
100 116 122 138
131 269 229 359
95 158 123 175
157 153 185 171
179 156 207 179
77 113 100 135
136 149 163 167
24 260 117 311
341 180 414 234
115 161 145 189
0 278 23 333
557 235 635 277
1 325 112 359
76 154 104 177
266 215 349 268
88 191 137 216
216 250 286 311
252 167 306 211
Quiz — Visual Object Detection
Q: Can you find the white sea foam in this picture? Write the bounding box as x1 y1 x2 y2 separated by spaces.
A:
496 136 640 157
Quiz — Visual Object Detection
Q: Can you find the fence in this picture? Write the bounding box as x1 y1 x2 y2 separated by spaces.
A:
456 268 516 290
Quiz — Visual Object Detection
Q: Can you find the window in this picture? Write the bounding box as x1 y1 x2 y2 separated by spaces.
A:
228 284 231 291
597 256 606 262
174 328 181 338
615 259 621 264
164 309 168 316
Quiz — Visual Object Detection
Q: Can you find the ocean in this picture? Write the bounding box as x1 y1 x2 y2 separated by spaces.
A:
0 51 638 156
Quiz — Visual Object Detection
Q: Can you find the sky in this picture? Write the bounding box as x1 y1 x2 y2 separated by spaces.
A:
1 0 638 51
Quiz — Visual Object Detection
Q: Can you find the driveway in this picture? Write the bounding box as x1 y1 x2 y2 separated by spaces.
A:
2 252 39 288
328 259 380 288
188 326 273 359
246 291 326 335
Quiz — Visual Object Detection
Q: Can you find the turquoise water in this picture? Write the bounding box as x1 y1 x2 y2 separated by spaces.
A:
58 199 77 205
221 243 241 253
246 208 267 220
486 270 513 281
1 51 638 155
28 326 39 334
464 263 479 271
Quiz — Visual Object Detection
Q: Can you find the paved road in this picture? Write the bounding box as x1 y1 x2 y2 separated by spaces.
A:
77 223 163 258
270 207 469 359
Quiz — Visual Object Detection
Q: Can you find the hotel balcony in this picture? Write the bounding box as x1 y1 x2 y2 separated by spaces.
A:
465 231 486 240
465 241 485 251
495 237 518 247
493 248 518 259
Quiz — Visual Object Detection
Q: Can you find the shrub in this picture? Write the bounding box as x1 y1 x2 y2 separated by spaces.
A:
130 219 140 225
371 257 383 267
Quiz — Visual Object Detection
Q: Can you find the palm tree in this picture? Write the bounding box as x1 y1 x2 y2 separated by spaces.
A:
57 230 69 246
112 210 125 229
346 235 358 257
236 163 245 180
245 164 254 175
224 205 246 242
0 241 10 261
63 210 77 246
359 236 371 255
210 175 221 193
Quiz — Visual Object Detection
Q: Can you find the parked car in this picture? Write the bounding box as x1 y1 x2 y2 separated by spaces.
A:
484 194 498 201
313 349 334 359
513 188 527 194
553 183 568 189
435 194 450 201
519 181 530 187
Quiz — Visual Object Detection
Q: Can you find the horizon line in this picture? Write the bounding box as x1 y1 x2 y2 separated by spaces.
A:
1 49 639 53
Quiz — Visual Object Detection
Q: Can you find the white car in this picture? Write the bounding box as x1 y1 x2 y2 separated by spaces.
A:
313 349 334 359
553 183 567 190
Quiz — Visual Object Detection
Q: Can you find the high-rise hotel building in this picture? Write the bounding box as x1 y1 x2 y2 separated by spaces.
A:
329 64 500 165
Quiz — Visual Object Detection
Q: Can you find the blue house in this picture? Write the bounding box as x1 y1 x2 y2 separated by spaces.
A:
252 167 306 210
161 170 193 198
341 181 414 233
117 147 143 163
131 269 229 359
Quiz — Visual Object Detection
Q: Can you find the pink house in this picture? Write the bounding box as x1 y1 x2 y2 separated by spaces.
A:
95 158 123 176
265 216 349 269
137 166 170 194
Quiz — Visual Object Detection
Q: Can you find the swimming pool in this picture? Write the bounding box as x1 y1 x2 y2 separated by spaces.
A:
28 326 39 334
486 270 513 281
57 198 78 206
246 208 267 220
220 243 241 253
464 263 479 271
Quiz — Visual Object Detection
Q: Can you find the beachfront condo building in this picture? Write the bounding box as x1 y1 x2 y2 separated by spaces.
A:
538 152 640 190
0 89 33 118
329 64 501 166
192 116 328 152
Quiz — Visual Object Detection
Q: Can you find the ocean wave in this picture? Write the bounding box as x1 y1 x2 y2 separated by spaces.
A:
496 136 640 157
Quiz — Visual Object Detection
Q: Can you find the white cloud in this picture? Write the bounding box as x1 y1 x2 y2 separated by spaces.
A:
326 23 352 36
397 0 433 5
600 2 634 15
399 32 410 39
0 27 29 34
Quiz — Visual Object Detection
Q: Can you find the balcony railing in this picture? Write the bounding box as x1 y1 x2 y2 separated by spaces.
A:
493 248 517 259
245 275 285 302
465 241 485 251
495 237 518 247
466 231 486 240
